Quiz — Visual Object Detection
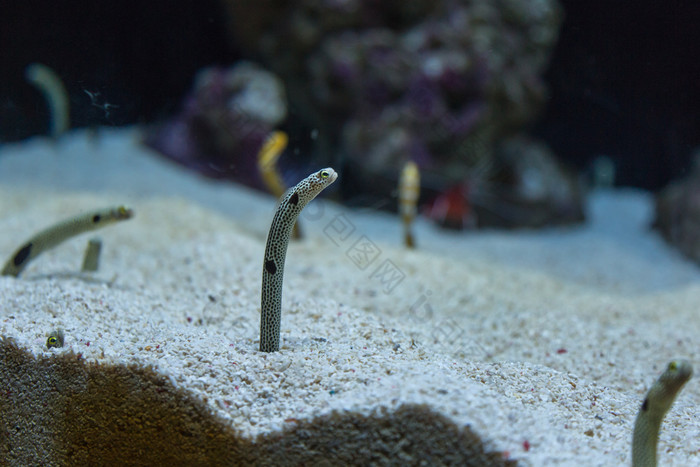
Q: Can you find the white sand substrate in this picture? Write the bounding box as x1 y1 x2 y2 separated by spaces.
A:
0 128 698 465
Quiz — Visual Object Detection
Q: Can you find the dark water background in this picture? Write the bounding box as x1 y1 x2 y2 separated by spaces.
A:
0 0 698 190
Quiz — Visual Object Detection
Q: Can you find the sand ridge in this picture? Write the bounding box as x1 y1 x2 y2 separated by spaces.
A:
0 129 698 465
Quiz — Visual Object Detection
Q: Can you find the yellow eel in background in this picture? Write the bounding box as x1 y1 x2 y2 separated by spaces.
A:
257 131 302 239
399 161 420 248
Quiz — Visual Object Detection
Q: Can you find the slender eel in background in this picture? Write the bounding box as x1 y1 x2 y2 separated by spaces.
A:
1 206 133 277
81 237 103 272
257 130 302 239
632 359 693 467
260 168 338 352
25 63 70 139
399 161 420 248
257 131 289 199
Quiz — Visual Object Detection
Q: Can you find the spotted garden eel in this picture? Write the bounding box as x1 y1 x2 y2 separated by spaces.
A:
2 206 133 277
260 168 337 352
632 359 693 467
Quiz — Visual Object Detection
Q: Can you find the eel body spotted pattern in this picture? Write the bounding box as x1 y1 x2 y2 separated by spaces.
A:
2 206 133 277
260 168 337 352
632 359 693 467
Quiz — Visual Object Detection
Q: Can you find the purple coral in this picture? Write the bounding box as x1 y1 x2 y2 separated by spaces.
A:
212 1 580 228
220 0 562 178
144 62 287 188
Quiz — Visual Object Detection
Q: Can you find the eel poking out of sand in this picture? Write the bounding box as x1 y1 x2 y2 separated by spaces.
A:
260 168 337 352
632 359 692 467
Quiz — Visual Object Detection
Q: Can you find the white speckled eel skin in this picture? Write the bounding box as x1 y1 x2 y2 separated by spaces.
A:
260 168 337 352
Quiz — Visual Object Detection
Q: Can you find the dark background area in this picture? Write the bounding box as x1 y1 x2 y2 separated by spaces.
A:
0 0 235 134
0 0 698 190
533 0 700 189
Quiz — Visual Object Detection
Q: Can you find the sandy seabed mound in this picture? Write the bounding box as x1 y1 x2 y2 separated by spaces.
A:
0 129 698 465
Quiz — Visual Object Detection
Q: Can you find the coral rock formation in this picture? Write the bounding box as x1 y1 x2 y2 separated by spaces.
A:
221 0 562 181
653 151 700 263
144 62 287 187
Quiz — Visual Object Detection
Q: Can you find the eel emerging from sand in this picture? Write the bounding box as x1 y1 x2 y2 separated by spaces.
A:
632 359 692 467
25 63 70 139
260 168 337 352
2 206 133 277
257 131 289 200
399 161 420 248
81 237 103 272
46 329 65 349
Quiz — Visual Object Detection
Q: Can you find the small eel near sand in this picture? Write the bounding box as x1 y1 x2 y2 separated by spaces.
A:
2 206 133 277
632 359 692 467
260 168 337 352
81 237 103 272
399 161 420 248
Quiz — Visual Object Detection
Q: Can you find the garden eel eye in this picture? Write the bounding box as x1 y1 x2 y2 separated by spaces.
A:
668 361 678 371
46 335 61 348
46 330 64 348
320 170 329 179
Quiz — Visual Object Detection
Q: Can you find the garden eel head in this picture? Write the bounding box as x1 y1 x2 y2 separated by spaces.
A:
112 206 134 220
632 359 693 467
46 329 64 349
305 168 338 197
645 360 693 417
642 360 693 417
317 168 338 184
91 206 132 225
657 360 693 394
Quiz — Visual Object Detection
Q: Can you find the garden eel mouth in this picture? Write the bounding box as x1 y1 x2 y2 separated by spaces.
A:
260 168 337 352
2 206 133 277
632 359 692 467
